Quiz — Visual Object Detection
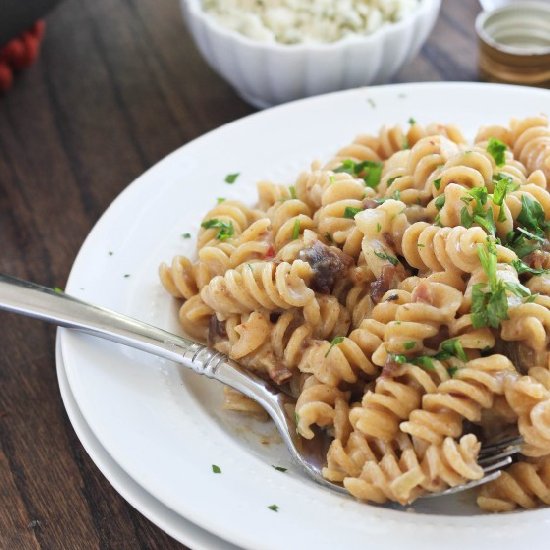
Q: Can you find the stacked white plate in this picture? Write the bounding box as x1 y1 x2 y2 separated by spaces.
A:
57 82 550 550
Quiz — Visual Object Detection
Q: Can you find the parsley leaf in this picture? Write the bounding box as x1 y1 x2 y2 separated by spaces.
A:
517 194 549 235
268 504 279 512
408 117 416 125
325 336 345 358
374 250 399 266
512 258 550 276
224 173 239 184
201 219 235 240
433 178 441 191
471 283 507 329
440 339 468 362
212 464 221 474
181 232 192 239
487 137 507 167
435 195 446 210
404 341 416 350
292 218 301 240
492 174 518 222
505 230 539 258
335 159 383 190
460 186 495 235
272 465 287 472
412 356 435 370
289 185 297 199
471 238 525 329
343 206 363 219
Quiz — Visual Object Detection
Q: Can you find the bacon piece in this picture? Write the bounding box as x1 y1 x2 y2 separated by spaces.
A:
524 250 550 271
381 355 401 378
268 363 293 385
207 315 227 347
363 198 380 210
299 241 353 294
369 264 397 304
412 281 433 305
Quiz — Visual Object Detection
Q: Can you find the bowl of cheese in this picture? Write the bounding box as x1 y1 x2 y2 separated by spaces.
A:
180 0 441 108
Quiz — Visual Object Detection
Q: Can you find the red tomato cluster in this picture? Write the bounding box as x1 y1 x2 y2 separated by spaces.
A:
0 21 46 92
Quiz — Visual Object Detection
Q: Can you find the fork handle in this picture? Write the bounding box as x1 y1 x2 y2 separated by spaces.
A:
0 273 281 408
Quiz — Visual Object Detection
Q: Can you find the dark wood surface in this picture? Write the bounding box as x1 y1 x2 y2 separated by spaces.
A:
0 0 481 548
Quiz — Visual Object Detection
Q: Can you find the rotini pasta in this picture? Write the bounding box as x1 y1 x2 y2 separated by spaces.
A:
161 116 550 511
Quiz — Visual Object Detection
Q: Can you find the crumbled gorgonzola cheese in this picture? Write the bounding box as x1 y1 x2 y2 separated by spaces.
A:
202 0 419 44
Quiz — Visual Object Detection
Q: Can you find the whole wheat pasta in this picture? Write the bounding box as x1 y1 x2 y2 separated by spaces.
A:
160 117 550 510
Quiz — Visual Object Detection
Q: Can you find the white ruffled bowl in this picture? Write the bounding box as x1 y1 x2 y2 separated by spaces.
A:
180 0 441 108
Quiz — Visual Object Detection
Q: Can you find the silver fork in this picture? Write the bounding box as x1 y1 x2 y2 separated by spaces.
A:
0 273 522 500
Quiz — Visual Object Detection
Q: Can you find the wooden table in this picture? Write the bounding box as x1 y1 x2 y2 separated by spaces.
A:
0 0 482 547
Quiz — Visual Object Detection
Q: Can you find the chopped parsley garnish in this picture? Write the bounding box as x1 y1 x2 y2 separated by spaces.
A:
272 465 287 472
402 137 410 150
389 354 408 364
460 186 495 235
54 287 63 294
433 178 441 191
412 356 435 370
512 258 550 276
201 219 235 241
217 197 226 204
386 176 398 186
408 117 416 125
440 338 468 362
181 232 191 239
417 243 425 248
123 274 130 278
376 223 382 233
289 185 297 199
504 194 548 257
292 218 301 240
212 464 221 473
343 206 362 219
492 174 518 222
394 338 469 372
447 366 459 377
367 98 376 108
335 159 383 190
224 173 239 184
374 250 399 266
108 251 114 256
505 230 539 258
517 194 549 235
434 195 445 210
325 336 345 357
487 137 507 167
472 239 531 329
268 505 279 512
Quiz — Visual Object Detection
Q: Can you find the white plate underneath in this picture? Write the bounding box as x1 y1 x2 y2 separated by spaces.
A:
55 335 239 550
60 83 550 550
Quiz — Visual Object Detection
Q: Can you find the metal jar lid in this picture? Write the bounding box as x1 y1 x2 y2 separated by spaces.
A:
476 1 550 86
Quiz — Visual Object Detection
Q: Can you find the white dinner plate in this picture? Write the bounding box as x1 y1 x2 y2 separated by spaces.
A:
55 336 238 550
59 82 550 550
